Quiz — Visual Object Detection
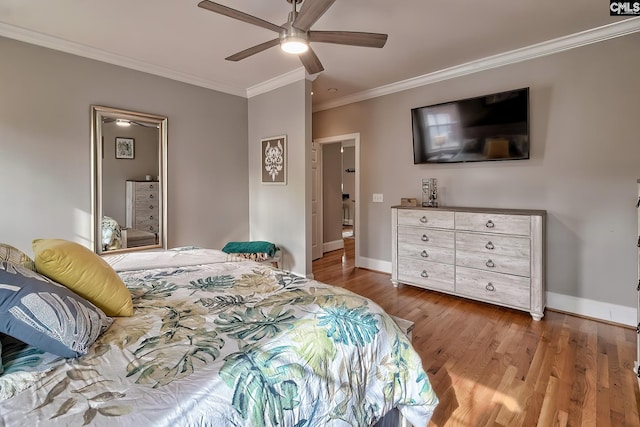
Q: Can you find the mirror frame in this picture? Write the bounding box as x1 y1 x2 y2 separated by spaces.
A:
91 105 168 254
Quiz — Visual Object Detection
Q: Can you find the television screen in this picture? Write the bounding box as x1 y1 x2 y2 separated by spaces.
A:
412 88 529 164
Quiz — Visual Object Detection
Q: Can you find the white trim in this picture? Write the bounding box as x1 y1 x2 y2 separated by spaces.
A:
546 291 636 327
3 18 638 106
246 67 311 98
358 257 392 274
323 239 344 253
0 22 246 97
313 17 640 112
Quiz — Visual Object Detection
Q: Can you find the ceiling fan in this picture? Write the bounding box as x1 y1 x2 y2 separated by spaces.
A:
197 0 388 74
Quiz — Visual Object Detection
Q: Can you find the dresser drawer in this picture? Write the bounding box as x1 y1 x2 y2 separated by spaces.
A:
135 220 158 233
135 209 158 223
397 226 454 249
135 191 159 203
397 209 454 229
456 232 530 258
455 212 530 236
398 242 454 264
134 201 157 213
456 266 530 309
135 182 159 192
456 250 530 276
397 258 454 292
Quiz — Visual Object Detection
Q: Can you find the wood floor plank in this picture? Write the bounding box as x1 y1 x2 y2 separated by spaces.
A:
312 240 640 427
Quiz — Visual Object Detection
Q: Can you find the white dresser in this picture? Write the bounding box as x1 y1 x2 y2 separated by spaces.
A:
391 206 546 320
126 181 160 235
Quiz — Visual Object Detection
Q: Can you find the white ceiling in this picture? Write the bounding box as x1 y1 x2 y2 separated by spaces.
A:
1 0 638 108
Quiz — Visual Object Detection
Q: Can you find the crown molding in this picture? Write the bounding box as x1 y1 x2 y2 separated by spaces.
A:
3 16 638 106
246 67 318 98
313 17 640 112
0 22 247 97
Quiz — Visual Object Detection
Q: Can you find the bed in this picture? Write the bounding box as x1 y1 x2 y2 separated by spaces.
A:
0 246 438 426
122 228 157 248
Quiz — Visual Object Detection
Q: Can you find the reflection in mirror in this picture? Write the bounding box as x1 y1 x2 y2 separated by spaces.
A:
91 106 167 254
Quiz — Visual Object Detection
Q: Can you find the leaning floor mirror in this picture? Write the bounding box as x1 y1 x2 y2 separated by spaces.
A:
91 105 168 254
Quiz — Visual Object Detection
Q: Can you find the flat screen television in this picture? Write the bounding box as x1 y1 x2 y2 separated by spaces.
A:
411 87 529 164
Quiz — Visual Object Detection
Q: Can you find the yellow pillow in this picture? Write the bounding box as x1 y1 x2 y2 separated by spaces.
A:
32 239 133 317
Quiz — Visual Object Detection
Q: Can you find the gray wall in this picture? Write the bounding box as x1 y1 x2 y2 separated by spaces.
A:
0 37 249 255
322 142 343 245
248 79 312 276
312 33 640 310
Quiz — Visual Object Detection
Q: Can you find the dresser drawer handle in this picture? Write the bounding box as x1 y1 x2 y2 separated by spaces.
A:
149 226 154 231
485 241 495 250
149 184 155 189
419 216 428 223
485 220 495 228
420 270 428 278
149 194 154 199
149 215 154 220
421 250 429 258
485 283 495 292
149 205 154 209
486 259 495 268
421 234 429 242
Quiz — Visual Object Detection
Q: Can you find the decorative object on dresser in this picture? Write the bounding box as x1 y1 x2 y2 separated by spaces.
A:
421 178 438 207
391 206 546 320
400 197 419 207
125 180 160 247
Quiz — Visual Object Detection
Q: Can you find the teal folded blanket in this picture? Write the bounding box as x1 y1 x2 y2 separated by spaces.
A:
222 241 277 257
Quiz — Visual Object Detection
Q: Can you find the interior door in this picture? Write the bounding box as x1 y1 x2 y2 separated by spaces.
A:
311 142 322 260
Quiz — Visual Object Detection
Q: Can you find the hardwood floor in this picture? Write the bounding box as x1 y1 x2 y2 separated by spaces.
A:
312 238 640 427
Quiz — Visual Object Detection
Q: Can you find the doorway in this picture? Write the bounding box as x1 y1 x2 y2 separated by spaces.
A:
312 133 360 268
341 142 355 241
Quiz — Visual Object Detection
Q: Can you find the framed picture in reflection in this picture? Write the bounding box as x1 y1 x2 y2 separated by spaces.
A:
115 137 135 159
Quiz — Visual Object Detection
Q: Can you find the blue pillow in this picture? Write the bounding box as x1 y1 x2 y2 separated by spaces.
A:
0 261 113 358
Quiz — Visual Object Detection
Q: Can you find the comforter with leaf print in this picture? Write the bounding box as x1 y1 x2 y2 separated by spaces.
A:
0 248 438 426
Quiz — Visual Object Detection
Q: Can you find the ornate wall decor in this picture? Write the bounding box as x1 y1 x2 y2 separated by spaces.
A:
261 135 287 185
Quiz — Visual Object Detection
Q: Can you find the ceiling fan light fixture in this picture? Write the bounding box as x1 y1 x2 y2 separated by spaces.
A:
280 36 309 54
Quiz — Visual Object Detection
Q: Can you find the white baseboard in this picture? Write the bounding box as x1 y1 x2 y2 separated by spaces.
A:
359 257 636 327
357 256 392 274
323 239 344 253
546 292 636 327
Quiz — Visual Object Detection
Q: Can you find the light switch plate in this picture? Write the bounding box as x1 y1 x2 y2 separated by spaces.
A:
373 193 383 203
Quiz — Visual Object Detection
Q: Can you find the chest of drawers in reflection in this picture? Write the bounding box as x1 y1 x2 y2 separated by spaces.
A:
126 180 159 235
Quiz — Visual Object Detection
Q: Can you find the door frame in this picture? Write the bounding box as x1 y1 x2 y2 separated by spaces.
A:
311 142 323 261
313 133 360 268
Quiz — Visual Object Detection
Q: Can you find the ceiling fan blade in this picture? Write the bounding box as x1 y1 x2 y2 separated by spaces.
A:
293 0 336 31
310 31 388 48
299 47 324 74
225 38 280 61
198 0 284 33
